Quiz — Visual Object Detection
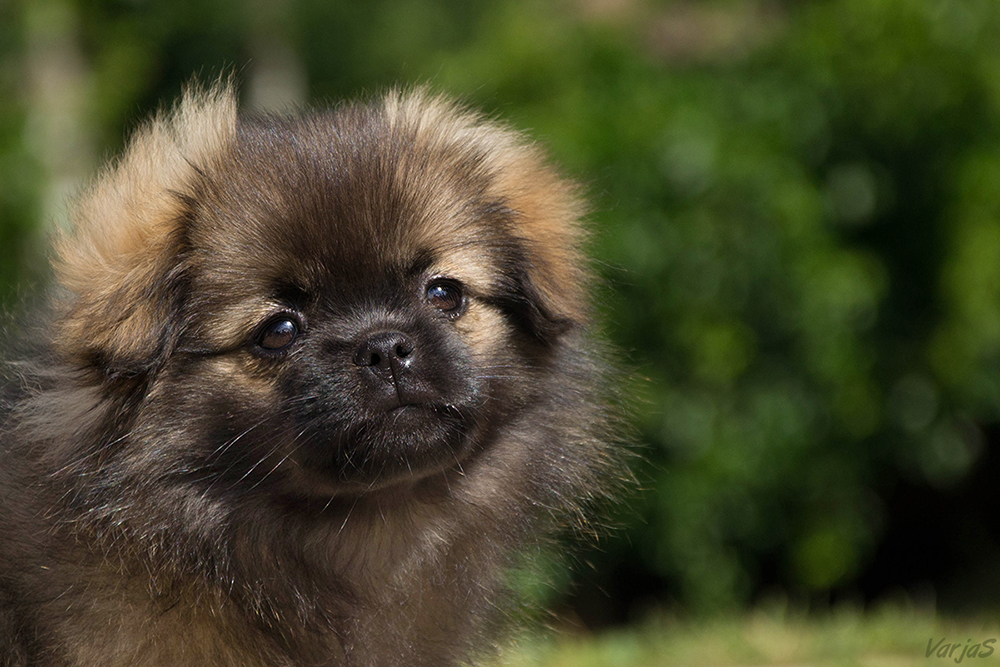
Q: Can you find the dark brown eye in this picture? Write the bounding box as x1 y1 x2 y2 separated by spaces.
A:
257 317 300 352
426 279 465 317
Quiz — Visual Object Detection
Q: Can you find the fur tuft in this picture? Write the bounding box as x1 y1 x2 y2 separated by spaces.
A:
53 82 237 369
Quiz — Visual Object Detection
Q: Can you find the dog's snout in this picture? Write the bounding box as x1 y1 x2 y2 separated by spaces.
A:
353 331 415 378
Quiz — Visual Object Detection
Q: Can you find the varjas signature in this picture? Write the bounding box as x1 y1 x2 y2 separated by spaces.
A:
927 638 996 663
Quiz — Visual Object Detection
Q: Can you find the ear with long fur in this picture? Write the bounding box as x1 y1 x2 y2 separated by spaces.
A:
487 258 578 344
493 148 592 334
52 83 237 373
387 90 593 333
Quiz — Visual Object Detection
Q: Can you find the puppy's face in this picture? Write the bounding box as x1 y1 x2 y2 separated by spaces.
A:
54 91 589 502
168 128 520 494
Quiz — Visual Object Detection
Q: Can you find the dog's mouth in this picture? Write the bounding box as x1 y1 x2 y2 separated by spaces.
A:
287 401 472 496
384 402 431 415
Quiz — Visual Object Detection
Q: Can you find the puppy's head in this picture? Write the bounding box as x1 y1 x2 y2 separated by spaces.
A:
52 85 591 498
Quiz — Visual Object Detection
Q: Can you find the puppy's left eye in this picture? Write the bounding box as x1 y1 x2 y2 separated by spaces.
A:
257 316 300 352
426 279 465 317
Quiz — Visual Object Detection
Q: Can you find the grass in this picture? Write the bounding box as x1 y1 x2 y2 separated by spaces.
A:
498 605 1000 666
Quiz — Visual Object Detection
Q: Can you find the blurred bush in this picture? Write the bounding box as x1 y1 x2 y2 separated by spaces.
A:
0 2 40 304
4 0 1000 621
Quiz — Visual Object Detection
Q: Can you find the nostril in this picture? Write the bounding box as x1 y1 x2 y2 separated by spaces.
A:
354 331 416 370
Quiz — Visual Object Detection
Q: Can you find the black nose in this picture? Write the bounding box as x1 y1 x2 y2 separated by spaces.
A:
353 331 415 379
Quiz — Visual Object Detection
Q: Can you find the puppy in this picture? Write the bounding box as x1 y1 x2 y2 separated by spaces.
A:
0 83 623 666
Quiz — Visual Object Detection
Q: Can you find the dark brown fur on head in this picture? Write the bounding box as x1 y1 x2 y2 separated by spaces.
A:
0 83 623 666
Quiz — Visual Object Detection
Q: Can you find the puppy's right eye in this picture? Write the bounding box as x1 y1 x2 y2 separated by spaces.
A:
257 317 300 353
425 279 465 317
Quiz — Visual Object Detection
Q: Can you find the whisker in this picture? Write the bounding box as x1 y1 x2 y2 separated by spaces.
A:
336 496 360 536
243 423 317 492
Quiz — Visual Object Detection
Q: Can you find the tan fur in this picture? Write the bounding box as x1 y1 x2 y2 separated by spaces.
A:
385 89 590 323
56 592 285 667
53 84 237 364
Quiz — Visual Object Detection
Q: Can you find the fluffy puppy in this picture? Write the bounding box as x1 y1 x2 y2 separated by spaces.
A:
0 84 623 666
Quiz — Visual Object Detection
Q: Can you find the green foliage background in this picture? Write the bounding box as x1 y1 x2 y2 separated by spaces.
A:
4 0 1000 620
